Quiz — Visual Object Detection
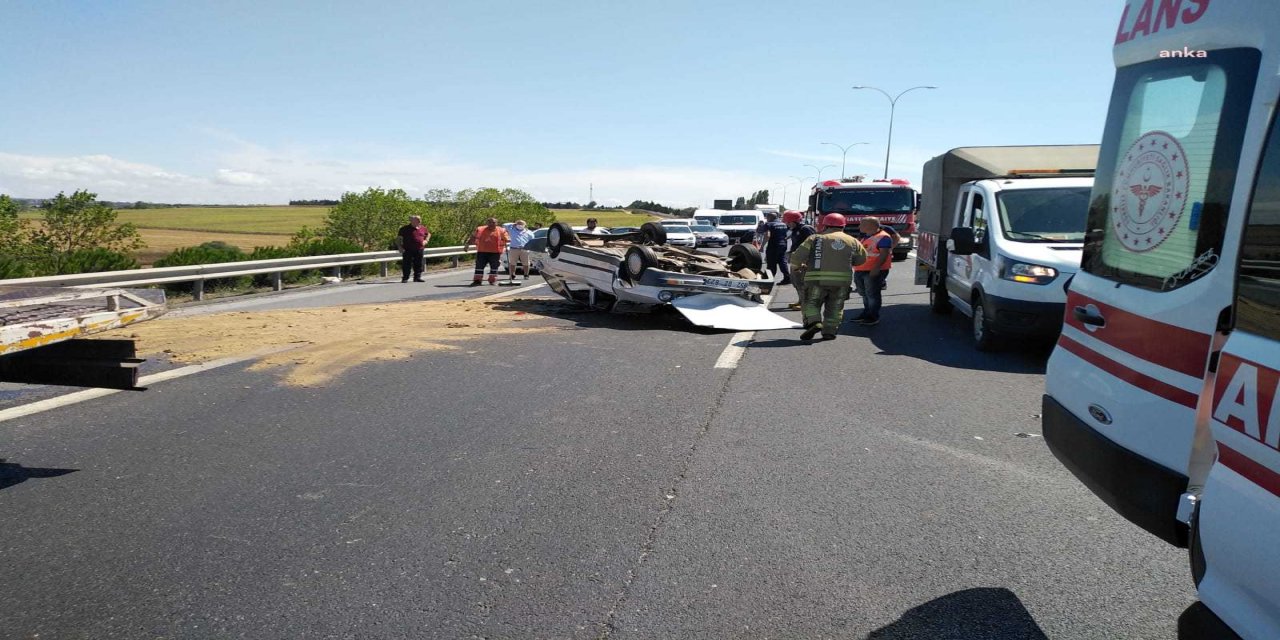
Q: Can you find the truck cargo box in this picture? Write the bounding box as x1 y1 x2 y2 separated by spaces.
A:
919 145 1100 241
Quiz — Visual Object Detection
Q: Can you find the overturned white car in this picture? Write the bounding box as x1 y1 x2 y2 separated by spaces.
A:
530 222 799 331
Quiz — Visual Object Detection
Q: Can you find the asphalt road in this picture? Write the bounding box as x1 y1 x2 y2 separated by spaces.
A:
0 262 1196 639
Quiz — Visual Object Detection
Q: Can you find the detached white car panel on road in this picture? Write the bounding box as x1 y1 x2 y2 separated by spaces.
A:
671 294 799 331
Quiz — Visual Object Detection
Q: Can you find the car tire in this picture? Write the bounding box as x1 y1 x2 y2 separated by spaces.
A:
640 222 667 246
727 243 763 273
972 294 998 351
547 222 577 258
623 245 659 283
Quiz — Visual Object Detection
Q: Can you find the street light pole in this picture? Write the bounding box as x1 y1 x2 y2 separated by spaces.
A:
852 85 937 179
820 142 869 180
803 163 836 183
790 175 816 211
775 183 788 210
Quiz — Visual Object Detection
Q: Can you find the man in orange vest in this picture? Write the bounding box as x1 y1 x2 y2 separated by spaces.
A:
464 217 510 286
853 218 893 326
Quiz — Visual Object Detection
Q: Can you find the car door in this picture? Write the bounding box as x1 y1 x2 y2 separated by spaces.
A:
1045 48 1261 545
947 187 975 301
1197 101 1280 640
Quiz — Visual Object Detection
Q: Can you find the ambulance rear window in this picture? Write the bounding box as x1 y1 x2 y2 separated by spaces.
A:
1081 48 1260 292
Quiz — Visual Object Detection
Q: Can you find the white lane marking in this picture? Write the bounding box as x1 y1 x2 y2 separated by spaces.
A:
713 290 777 369
0 345 301 424
475 282 548 301
714 332 753 369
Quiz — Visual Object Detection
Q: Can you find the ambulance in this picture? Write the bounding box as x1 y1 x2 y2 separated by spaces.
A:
1042 1 1280 637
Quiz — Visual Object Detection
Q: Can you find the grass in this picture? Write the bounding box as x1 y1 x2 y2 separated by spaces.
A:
135 228 295 266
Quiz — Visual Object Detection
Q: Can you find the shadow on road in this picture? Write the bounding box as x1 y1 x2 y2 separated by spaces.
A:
0 459 76 491
868 587 1048 640
840 302 1052 375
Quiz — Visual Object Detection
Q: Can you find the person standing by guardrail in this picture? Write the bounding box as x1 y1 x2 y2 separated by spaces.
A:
504 219 535 284
396 215 431 282
465 217 510 286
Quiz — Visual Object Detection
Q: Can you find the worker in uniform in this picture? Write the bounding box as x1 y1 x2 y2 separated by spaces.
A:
853 217 894 325
789 213 867 341
782 210 815 311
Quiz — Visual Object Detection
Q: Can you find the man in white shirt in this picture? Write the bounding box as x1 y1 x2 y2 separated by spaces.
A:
504 219 536 283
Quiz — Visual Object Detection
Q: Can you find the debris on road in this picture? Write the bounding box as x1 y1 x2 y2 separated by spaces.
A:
97 299 555 387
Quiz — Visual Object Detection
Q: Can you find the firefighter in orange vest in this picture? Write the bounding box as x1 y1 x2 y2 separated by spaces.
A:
853 217 893 326
790 213 867 341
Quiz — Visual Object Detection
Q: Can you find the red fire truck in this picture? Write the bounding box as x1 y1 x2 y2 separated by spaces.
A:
807 177 920 260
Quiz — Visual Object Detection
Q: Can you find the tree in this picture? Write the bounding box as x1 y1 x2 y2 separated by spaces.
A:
420 188 555 247
585 201 598 209
310 187 424 251
0 194 25 254
26 190 144 273
734 197 747 210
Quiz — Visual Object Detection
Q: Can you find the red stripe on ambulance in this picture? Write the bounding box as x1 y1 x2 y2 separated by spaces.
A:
1064 291 1213 379
1218 443 1280 499
1058 335 1199 409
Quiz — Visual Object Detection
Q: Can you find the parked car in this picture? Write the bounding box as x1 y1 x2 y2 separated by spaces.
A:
656 222 698 248
534 222 797 331
690 224 729 248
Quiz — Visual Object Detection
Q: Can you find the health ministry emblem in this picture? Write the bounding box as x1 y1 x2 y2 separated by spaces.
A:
1111 130 1190 253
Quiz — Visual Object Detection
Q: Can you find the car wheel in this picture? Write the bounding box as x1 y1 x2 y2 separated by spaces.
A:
640 222 667 246
547 222 577 258
972 295 997 351
727 243 763 273
623 245 659 283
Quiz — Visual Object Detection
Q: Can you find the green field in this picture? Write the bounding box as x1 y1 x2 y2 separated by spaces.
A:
18 206 658 237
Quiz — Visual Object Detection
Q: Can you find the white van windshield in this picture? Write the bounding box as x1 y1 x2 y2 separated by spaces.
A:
997 187 1091 242
718 214 759 225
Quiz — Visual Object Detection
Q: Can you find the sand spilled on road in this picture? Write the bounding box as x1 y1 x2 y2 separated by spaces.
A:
101 299 555 387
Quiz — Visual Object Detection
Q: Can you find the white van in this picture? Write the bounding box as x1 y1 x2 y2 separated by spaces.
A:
1043 2 1280 637
918 146 1097 350
715 211 766 244
692 209 723 228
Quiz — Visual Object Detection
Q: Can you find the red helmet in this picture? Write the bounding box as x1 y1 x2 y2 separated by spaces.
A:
782 210 803 224
821 213 847 228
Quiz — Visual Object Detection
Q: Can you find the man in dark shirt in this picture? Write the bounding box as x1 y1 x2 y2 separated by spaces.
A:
782 210 816 310
396 215 431 282
759 212 791 285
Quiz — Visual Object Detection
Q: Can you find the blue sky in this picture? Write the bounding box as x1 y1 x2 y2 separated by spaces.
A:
0 0 1122 207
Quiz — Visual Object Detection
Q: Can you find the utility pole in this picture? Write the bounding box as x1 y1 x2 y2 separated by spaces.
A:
589 183 593 205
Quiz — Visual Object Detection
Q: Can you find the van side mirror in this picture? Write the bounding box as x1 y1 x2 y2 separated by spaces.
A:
808 195 816 209
950 227 976 255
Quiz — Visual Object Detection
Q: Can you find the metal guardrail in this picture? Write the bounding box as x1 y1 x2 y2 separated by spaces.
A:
0 246 477 301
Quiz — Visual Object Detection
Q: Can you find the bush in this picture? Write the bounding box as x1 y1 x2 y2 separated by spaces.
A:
0 254 32 279
55 248 139 274
288 237 372 277
247 245 312 287
153 242 249 293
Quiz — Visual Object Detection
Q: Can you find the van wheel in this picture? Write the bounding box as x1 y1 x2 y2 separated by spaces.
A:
623 246 659 283
727 243 763 272
547 222 578 258
929 284 952 315
640 222 667 246
972 296 997 351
